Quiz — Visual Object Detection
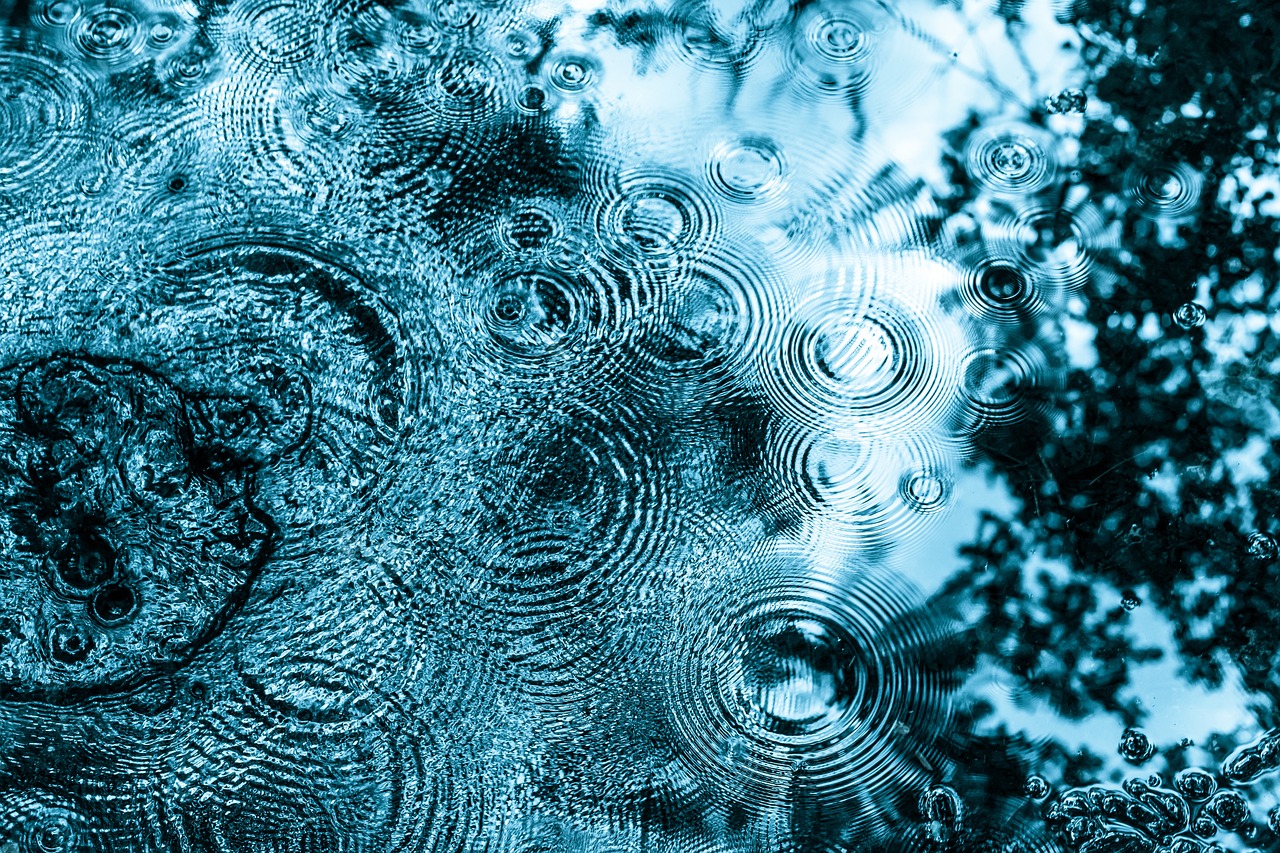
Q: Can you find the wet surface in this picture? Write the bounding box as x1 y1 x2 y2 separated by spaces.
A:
0 0 1279 850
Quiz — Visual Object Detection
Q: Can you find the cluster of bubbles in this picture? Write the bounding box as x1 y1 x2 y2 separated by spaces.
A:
1036 729 1280 853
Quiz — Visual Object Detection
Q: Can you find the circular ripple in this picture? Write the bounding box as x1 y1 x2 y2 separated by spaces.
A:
667 543 954 813
468 399 674 623
0 790 101 853
1173 301 1207 329
453 399 679 710
964 122 1057 196
69 2 145 66
544 51 601 95
995 202 1112 292
219 0 319 70
218 77 362 202
320 21 431 135
953 341 1056 432
788 0 897 102
32 0 82 31
494 198 571 258
0 36 93 189
1124 161 1202 219
426 48 511 126
953 248 1054 328
595 166 719 264
453 247 629 390
706 134 787 205
761 284 967 434
160 685 473 852
760 421 957 550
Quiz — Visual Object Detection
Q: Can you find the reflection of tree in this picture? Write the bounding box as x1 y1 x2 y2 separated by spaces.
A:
939 513 1161 726
947 0 1280 707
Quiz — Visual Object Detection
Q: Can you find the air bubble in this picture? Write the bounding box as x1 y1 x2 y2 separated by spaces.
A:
1191 815 1218 838
1205 790 1249 831
1174 302 1207 329
1119 727 1156 764
48 622 95 665
919 783 964 828
1174 769 1217 802
1247 532 1277 559
1024 776 1051 799
89 584 138 626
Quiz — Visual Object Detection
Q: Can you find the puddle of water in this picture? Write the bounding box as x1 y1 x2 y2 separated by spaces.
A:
0 0 1277 850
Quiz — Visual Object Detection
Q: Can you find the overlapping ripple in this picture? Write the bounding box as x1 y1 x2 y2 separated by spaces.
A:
0 0 1124 847
760 420 957 550
137 236 428 532
0 34 93 189
623 232 788 404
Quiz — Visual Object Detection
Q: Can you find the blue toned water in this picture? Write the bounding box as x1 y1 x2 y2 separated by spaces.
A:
0 0 1277 850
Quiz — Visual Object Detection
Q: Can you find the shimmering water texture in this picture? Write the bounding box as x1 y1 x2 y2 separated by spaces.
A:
1 0 1279 850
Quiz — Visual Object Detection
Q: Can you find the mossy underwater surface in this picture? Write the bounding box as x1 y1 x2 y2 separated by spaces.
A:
1 0 1279 849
